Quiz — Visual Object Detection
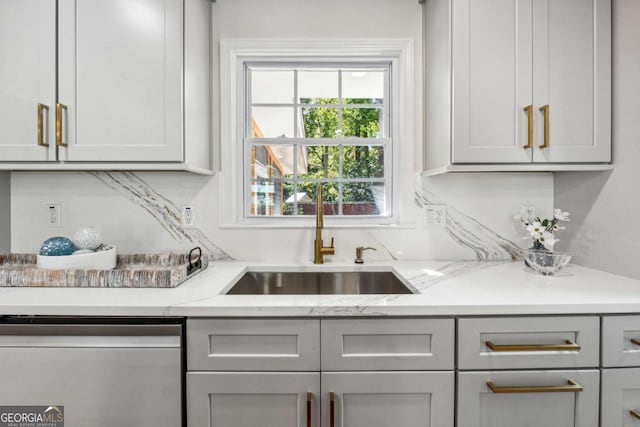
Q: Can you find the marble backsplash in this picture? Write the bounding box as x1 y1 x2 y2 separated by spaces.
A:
9 171 553 262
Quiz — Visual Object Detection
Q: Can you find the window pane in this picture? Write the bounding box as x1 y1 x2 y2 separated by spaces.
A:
342 146 384 178
342 108 382 138
251 107 294 138
251 70 294 104
342 182 384 216
299 71 338 104
297 146 339 179
250 179 285 216
342 70 385 103
250 144 299 180
301 107 339 138
291 181 340 216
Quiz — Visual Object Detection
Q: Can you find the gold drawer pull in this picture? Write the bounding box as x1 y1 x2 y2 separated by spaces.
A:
306 392 312 427
630 338 640 346
329 392 335 427
55 103 68 147
487 380 583 394
631 409 640 420
523 105 533 149
485 339 580 352
37 103 49 147
539 104 550 149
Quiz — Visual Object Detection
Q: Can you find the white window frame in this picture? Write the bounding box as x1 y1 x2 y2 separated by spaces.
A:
220 39 415 227
245 62 392 218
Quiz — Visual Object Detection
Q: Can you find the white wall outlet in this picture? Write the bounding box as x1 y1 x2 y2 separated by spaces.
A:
181 206 195 228
46 204 61 228
423 204 447 228
521 205 536 221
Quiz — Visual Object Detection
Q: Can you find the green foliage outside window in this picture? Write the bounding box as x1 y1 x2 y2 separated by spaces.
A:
282 98 384 213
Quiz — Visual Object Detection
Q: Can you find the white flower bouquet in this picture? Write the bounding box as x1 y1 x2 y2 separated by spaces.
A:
520 209 570 251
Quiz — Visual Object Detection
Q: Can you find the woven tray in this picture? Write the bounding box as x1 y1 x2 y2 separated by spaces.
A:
0 252 208 288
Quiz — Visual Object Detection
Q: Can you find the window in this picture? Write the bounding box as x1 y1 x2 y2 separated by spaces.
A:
219 39 415 227
245 64 391 218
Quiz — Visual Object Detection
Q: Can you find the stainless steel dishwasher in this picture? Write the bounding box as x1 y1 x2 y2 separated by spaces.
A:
0 322 182 426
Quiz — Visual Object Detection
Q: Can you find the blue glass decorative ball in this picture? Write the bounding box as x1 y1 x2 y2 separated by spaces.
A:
39 237 76 256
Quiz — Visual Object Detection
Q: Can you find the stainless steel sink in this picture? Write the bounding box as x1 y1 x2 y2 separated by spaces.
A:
226 271 413 295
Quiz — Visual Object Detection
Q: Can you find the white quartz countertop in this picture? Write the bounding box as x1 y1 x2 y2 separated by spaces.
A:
1 260 640 317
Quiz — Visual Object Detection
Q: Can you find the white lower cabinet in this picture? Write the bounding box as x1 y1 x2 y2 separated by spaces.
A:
321 372 454 427
187 372 320 427
457 370 600 427
601 368 640 426
187 371 454 427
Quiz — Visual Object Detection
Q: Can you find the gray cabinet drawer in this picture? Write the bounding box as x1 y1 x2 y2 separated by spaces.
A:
321 318 454 371
458 316 599 369
602 316 640 367
187 319 320 371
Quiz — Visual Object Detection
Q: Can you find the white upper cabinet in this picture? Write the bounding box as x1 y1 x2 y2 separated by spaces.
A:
0 0 56 162
58 0 183 162
0 0 212 173
425 0 611 174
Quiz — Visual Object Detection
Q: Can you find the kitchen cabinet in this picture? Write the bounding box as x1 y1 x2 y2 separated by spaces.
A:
424 0 611 174
0 0 56 162
601 316 640 426
457 316 600 427
0 0 212 173
458 370 600 427
186 318 455 427
188 372 320 427
601 368 640 427
321 371 453 427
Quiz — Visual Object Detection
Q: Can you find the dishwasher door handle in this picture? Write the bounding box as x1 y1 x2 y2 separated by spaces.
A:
0 335 180 348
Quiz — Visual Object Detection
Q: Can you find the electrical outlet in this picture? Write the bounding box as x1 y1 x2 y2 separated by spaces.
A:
423 204 447 228
521 205 536 221
46 204 61 228
181 206 195 228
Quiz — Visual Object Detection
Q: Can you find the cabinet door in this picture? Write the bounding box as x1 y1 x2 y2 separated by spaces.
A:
321 372 454 427
0 0 56 161
602 368 640 427
451 0 533 164
188 372 320 427
458 370 599 427
532 0 611 163
58 0 183 162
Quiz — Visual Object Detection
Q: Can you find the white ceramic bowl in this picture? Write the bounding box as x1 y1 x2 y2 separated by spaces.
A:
37 246 117 270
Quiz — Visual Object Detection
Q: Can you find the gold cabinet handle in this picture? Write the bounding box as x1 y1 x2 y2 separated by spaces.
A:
523 105 533 149
630 338 640 346
329 392 335 427
487 380 583 394
307 392 312 427
37 103 49 147
485 339 580 352
631 409 640 420
539 104 549 149
55 103 68 147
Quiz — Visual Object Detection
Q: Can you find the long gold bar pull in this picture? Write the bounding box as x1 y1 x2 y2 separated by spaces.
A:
630 409 640 420
523 105 533 149
329 392 335 427
55 103 68 147
487 380 583 394
37 103 49 147
539 104 549 149
485 339 581 352
631 338 640 346
306 392 312 427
